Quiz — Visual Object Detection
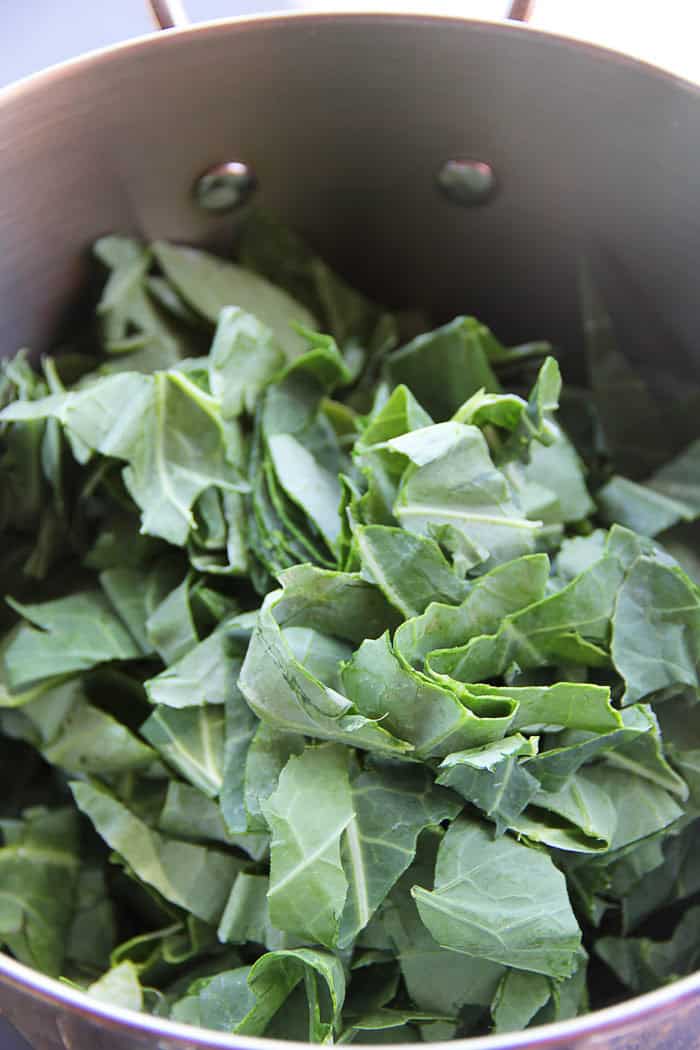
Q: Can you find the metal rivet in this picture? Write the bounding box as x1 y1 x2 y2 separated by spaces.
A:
194 161 257 212
437 159 496 207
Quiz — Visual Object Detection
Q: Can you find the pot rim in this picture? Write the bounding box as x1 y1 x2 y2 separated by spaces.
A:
2 947 700 1049
1 8 699 1049
1 7 700 111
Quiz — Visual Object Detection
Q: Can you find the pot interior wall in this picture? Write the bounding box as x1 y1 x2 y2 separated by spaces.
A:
1 14 700 391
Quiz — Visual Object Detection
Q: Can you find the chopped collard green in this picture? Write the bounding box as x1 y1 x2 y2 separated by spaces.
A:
1 211 699 1042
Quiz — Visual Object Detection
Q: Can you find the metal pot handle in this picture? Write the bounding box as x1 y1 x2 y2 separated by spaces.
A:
148 0 534 31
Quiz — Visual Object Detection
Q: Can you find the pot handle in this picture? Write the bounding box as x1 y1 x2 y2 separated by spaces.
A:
148 0 534 31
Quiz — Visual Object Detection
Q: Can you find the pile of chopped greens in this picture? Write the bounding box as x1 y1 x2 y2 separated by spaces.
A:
1 211 699 1044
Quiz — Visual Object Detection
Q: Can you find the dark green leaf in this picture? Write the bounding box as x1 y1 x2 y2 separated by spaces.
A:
394 554 549 669
385 318 500 421
428 556 622 683
239 593 413 755
0 807 80 976
596 906 700 992
611 557 700 704
4 591 142 692
412 817 581 978
339 763 460 947
274 562 400 644
343 633 515 758
436 736 539 834
355 526 469 619
71 781 240 923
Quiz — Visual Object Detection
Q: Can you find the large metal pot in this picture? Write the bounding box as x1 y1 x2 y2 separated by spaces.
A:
1 4 700 1049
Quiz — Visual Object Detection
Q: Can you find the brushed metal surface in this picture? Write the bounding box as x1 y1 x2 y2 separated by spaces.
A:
0 11 700 1050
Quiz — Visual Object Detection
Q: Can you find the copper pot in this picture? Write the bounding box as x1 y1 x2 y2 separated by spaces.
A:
1 4 699 1048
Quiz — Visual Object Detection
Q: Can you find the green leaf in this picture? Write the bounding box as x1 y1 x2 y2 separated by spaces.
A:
357 385 432 450
490 970 552 1033
345 1007 451 1035
14 677 155 776
262 744 353 947
219 677 260 834
389 422 539 567
279 328 354 392
144 573 198 664
188 488 249 577
436 736 540 834
87 961 143 1011
239 209 394 350
209 306 285 418
339 762 460 947
580 765 683 852
140 705 225 798
171 966 256 1031
412 817 581 978
428 556 622 683
456 357 562 466
283 626 351 693
601 706 688 800
394 553 550 669
343 633 515 758
240 948 347 1041
596 905 700 992
617 819 700 932
217 873 287 949
152 241 317 359
4 591 142 692
110 916 223 984
523 706 650 792
120 371 248 545
355 525 469 619
66 863 117 972
238 593 413 755
267 433 342 554
385 318 500 421
491 951 588 1031
579 259 672 476
598 473 698 538
510 772 618 853
519 423 595 524
645 438 700 511
0 807 80 976
611 557 700 704
382 833 506 1015
94 236 189 371
71 781 240 923
274 563 400 644
1 370 248 545
145 620 243 708
242 723 306 833
482 682 619 737
556 531 608 581
159 781 266 857
100 562 181 658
